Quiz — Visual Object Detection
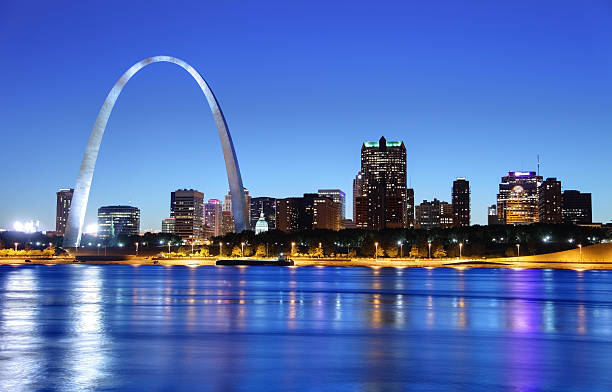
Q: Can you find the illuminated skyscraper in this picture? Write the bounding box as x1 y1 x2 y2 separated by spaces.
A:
360 136 407 230
171 189 204 240
406 188 415 228
452 178 470 227
204 199 222 237
318 189 346 221
353 171 367 228
276 194 340 232
497 171 542 224
250 197 276 231
55 188 74 235
538 178 562 223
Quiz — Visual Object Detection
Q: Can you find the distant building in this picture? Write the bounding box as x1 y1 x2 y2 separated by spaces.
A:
343 219 355 229
440 202 453 228
452 178 470 227
254 212 269 235
538 178 562 223
250 197 276 231
488 204 503 225
497 171 542 224
55 188 74 235
406 188 415 228
360 137 407 230
562 190 592 224
171 189 204 240
415 199 449 229
318 189 346 222
223 188 251 230
276 194 340 232
97 205 140 239
353 171 366 228
220 210 234 235
161 217 175 234
204 199 222 237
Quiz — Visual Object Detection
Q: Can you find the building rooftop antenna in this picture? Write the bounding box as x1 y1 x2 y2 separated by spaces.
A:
537 154 541 177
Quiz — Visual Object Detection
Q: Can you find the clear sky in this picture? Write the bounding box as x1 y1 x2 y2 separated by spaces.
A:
1 0 611 231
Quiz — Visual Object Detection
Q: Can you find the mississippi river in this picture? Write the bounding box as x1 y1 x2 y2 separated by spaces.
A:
1 265 611 391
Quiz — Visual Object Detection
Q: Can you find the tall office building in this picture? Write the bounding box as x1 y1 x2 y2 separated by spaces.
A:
97 205 140 239
497 171 542 224
204 199 222 237
171 189 204 240
55 188 74 235
406 188 415 228
161 217 175 234
360 136 407 230
562 190 592 224
452 178 470 227
250 197 277 231
440 202 453 228
276 194 340 232
220 210 234 235
318 189 346 221
538 178 562 223
353 171 366 228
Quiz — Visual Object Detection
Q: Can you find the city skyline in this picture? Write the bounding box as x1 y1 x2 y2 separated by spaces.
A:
1 1 611 230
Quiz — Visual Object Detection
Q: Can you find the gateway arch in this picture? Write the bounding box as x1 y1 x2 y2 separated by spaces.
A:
63 56 249 248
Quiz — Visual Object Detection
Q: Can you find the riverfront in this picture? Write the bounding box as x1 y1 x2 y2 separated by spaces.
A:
1 264 611 391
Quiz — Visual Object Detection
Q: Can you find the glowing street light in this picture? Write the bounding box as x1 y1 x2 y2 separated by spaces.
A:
398 241 403 258
14 242 18 252
428 241 432 259
291 242 296 255
97 243 101 256
459 242 463 259
374 242 379 261
168 242 171 253
135 242 139 256
578 244 582 261
516 244 520 257
241 242 245 258
219 242 223 256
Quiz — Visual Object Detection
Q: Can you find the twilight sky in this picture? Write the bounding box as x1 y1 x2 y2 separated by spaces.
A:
1 0 611 231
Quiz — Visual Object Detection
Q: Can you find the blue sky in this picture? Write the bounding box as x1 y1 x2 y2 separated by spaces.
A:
1 0 611 231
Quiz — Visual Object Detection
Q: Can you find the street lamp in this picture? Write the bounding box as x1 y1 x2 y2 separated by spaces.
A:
241 242 245 258
219 242 223 257
14 242 18 252
97 243 101 255
428 241 432 259
459 242 463 259
516 244 520 257
374 242 379 261
168 242 171 253
319 242 322 257
398 241 403 258
291 242 296 255
578 244 582 261
191 243 194 255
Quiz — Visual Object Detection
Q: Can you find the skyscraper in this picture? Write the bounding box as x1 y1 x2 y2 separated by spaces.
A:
204 199 222 237
488 204 503 225
353 171 366 228
538 178 562 223
276 194 340 232
562 190 592 224
97 205 140 239
55 188 74 235
171 189 204 240
318 189 346 221
452 178 470 227
223 188 251 229
415 199 452 228
497 171 542 225
250 197 277 231
360 136 407 230
406 188 415 228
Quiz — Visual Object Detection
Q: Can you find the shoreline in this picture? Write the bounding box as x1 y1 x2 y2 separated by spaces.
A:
1 257 611 270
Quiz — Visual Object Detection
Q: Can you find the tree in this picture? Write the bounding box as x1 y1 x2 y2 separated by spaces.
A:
433 244 446 258
198 246 210 257
409 245 419 258
255 244 266 257
231 245 242 257
376 246 384 257
348 249 357 258
385 244 398 258
308 245 323 258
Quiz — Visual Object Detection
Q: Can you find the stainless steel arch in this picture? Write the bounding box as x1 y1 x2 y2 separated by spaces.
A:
63 56 249 247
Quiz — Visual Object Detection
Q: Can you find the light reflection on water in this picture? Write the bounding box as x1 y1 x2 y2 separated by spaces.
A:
0 265 611 391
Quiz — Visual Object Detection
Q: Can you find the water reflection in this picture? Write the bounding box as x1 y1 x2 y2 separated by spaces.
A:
0 265 611 391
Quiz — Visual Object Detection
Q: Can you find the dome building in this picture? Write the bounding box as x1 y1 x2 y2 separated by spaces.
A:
255 212 269 235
